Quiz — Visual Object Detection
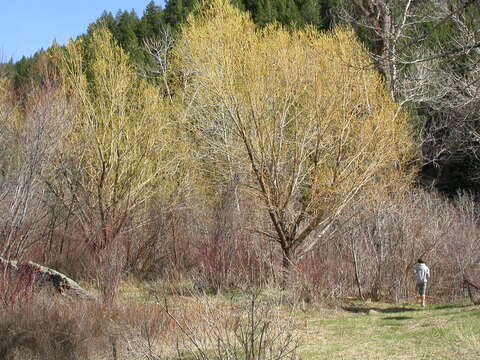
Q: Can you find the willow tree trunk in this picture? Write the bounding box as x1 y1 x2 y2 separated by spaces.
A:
281 248 293 288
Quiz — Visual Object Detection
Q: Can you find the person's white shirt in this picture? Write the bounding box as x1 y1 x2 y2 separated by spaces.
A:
414 262 430 283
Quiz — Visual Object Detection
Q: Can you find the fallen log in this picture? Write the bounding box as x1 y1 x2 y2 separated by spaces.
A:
0 256 96 300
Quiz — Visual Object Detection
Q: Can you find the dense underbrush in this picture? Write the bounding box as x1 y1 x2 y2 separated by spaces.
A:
0 288 300 360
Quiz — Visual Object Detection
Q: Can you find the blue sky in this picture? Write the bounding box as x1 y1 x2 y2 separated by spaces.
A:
0 1 164 62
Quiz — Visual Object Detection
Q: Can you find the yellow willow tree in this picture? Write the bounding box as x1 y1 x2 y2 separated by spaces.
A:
52 28 181 251
175 0 415 279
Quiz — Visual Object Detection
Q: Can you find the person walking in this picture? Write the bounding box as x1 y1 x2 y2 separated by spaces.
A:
413 259 430 307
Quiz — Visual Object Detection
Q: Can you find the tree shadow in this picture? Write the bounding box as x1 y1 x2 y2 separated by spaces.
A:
342 302 476 315
341 306 417 314
430 303 474 310
382 316 412 321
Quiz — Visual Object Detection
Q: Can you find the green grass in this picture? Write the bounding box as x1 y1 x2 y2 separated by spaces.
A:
114 282 480 359
299 302 480 359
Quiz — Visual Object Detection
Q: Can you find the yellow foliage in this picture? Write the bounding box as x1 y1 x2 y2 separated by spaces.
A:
0 78 18 125
0 77 12 106
54 27 182 243
176 0 415 255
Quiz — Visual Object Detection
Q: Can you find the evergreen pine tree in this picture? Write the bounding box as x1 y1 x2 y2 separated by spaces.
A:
164 0 198 28
139 1 165 39
90 11 117 34
296 0 321 28
13 56 34 93
115 10 144 64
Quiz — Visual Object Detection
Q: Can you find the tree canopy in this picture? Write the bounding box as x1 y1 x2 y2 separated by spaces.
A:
51 27 180 250
175 0 414 275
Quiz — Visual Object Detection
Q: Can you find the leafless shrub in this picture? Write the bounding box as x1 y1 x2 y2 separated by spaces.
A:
0 84 71 262
0 83 76 307
192 183 279 293
0 261 38 307
0 290 183 360
296 189 480 304
294 241 352 305
124 181 278 291
344 192 446 302
161 292 300 360
122 199 200 280
0 296 111 360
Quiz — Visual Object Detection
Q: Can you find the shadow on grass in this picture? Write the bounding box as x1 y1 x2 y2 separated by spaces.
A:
382 316 412 321
430 303 474 310
341 306 417 314
342 302 476 316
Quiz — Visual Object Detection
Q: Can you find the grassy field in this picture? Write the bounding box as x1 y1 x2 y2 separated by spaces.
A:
117 280 480 360
298 301 480 360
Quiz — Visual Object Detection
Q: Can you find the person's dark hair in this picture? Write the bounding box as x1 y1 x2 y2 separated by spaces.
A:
417 258 424 264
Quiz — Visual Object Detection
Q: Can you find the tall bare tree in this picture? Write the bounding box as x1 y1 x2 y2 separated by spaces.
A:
0 80 69 261
338 0 480 191
338 0 480 100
